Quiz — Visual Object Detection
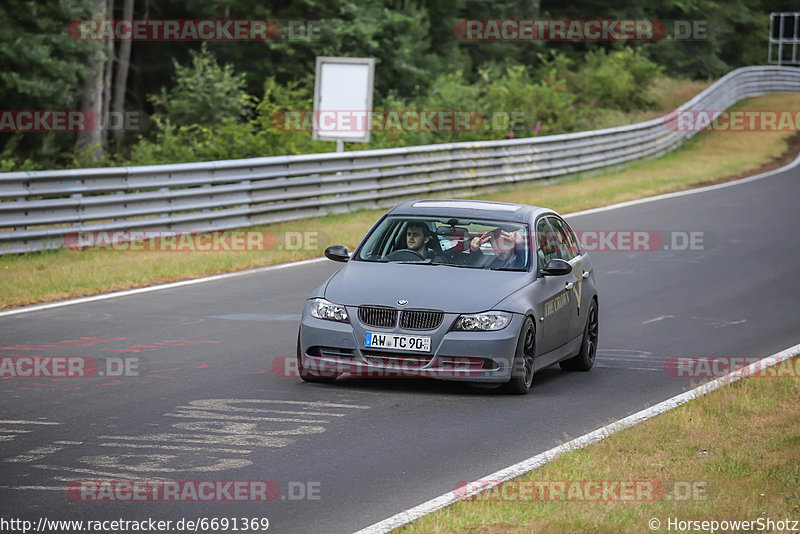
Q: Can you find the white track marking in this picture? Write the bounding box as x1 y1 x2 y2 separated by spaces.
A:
0 258 326 317
164 409 330 424
95 432 291 448
98 442 252 454
5 444 72 463
566 151 800 219
353 342 800 534
85 455 251 473
595 365 662 372
0 420 61 425
2 399 367 491
643 315 674 324
0 486 68 491
184 398 371 410
32 464 150 479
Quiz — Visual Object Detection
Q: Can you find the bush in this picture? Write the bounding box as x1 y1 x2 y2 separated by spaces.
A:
129 76 330 165
575 48 663 111
482 64 581 137
148 43 255 127
122 46 665 166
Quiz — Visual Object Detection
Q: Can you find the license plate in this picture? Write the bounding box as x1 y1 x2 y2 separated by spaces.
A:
364 332 431 352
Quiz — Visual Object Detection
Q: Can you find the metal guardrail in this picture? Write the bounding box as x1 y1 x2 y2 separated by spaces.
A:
2 65 799 254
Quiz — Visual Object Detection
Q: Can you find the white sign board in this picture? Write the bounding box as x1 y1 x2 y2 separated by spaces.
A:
313 57 375 144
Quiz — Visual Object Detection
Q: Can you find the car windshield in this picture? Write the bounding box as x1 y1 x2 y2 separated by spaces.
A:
355 216 531 271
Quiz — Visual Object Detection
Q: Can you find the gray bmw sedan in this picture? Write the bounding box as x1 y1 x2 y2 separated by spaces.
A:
297 199 598 394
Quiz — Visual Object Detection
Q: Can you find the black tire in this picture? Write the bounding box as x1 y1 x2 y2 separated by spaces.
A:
503 316 536 395
297 330 339 383
560 299 598 371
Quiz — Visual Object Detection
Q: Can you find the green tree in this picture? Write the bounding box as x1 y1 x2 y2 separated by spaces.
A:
148 44 254 126
0 0 93 108
0 0 94 166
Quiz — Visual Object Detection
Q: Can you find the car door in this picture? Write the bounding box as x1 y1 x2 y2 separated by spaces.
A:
547 216 588 341
534 216 575 356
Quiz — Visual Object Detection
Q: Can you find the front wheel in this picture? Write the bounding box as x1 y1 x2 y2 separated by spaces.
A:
297 330 339 383
560 300 598 371
503 316 536 395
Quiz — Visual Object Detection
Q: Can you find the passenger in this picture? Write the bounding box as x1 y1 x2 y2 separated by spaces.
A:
469 229 527 269
537 227 561 267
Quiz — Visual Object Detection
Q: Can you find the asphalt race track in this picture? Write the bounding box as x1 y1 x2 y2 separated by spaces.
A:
1 161 799 534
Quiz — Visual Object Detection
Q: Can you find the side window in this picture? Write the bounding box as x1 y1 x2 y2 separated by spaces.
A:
543 217 571 261
563 219 582 259
536 217 562 268
548 217 578 261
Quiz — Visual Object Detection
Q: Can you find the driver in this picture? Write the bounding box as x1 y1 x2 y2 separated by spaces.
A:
405 221 434 258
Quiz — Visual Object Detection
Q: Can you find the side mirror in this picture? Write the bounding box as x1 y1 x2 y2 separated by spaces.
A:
541 258 572 276
324 245 350 262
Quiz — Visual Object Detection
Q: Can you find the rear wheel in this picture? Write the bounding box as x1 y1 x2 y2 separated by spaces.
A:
560 300 598 371
297 330 339 383
503 316 536 395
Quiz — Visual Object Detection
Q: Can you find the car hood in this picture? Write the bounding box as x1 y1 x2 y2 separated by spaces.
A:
323 261 529 313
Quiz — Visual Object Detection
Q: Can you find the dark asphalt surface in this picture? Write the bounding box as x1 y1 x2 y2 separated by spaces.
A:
1 162 799 534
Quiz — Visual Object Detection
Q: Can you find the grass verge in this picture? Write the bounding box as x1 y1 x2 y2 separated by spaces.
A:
1 92 799 309
396 356 800 533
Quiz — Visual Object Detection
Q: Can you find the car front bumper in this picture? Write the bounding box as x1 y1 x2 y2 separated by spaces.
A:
298 303 523 383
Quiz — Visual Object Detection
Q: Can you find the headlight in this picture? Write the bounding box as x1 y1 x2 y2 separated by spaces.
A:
452 311 512 331
308 298 349 322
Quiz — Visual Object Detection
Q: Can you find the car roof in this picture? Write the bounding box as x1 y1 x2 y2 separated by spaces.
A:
388 199 553 223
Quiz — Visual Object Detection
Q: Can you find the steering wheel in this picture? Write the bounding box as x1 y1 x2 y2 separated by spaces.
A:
385 249 425 261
